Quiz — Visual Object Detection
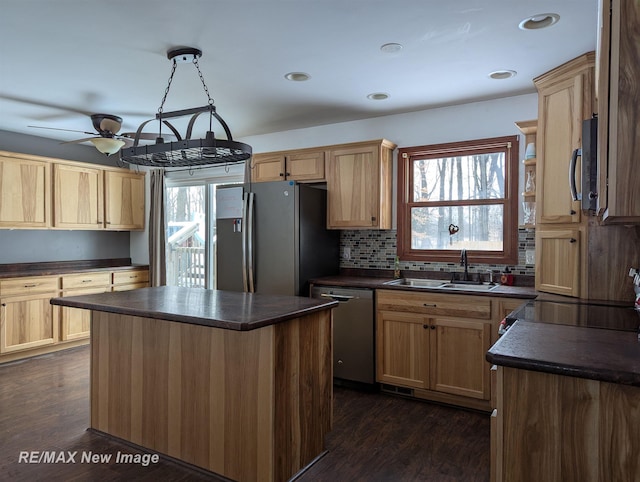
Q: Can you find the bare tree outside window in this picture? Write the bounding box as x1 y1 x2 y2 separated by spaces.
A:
398 136 518 264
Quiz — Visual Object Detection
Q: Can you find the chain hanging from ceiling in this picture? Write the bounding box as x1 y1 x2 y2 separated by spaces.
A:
119 47 252 169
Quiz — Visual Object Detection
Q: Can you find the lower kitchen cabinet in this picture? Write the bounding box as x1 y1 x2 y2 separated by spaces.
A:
492 365 640 482
376 289 502 410
0 267 149 364
0 287 58 354
60 271 111 341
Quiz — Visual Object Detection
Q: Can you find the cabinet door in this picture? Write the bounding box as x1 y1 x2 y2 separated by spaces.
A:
429 318 492 400
104 170 145 230
326 144 380 228
286 151 325 181
53 163 103 229
60 287 108 341
250 153 286 182
0 155 50 228
535 54 594 224
0 292 57 353
535 229 581 297
376 310 429 389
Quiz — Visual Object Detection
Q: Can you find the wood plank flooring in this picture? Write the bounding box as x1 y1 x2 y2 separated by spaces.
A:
0 346 489 481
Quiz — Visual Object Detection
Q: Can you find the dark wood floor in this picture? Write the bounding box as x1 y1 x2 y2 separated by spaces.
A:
0 346 490 481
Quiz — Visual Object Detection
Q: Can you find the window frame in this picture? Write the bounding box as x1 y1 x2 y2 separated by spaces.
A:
396 135 519 265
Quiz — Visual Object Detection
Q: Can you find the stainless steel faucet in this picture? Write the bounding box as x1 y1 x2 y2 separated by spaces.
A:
460 249 469 281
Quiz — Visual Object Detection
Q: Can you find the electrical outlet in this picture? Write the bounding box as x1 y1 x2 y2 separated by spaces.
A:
342 247 351 260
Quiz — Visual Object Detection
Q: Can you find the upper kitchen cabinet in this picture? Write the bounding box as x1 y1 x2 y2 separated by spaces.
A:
596 0 640 223
326 139 396 229
0 151 51 228
104 170 145 230
53 163 103 229
251 149 325 183
534 52 595 225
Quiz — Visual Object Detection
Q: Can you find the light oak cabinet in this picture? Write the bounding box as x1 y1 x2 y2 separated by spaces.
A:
60 271 111 340
535 228 582 297
0 276 58 353
596 0 640 223
112 268 150 291
251 149 325 183
493 366 640 482
0 267 149 363
104 170 145 230
326 139 396 229
376 289 494 410
534 53 595 225
53 163 104 229
0 152 51 228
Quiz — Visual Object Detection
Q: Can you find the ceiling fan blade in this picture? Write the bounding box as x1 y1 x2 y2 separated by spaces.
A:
28 125 95 135
120 132 176 140
59 137 99 145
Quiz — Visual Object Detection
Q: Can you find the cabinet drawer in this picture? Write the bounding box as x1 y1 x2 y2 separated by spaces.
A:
376 289 491 320
113 269 149 285
0 276 59 296
61 271 111 290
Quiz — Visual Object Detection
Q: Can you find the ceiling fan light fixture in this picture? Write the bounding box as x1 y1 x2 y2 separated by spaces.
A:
90 137 126 156
367 92 389 100
120 47 251 169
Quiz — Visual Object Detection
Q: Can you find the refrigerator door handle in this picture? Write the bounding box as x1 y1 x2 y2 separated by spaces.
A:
247 192 256 293
241 193 249 292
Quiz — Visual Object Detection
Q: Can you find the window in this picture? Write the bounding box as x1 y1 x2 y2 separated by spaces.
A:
397 135 518 264
164 164 245 288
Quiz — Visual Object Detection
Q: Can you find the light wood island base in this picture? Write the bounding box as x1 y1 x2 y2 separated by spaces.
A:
89 309 332 482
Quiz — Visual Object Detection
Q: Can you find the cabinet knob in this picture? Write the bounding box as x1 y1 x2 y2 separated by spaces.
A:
423 324 429 329
337 359 344 365
1 303 5 307
279 173 284 177
569 238 577 243
423 303 437 308
570 210 577 215
286 172 291 176
431 325 436 330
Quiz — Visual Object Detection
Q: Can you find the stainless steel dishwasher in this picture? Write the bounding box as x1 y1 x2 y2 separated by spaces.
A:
311 286 374 386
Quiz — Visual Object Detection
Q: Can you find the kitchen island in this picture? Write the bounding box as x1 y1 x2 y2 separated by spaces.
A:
486 300 640 482
50 286 337 482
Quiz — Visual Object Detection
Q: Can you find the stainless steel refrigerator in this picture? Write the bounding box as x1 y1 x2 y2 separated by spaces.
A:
215 181 340 296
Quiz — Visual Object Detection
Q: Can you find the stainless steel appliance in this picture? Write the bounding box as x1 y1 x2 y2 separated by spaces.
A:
215 181 340 296
311 286 375 385
570 114 598 213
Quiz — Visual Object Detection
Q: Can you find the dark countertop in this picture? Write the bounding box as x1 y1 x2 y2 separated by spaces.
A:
0 259 148 279
50 286 338 331
487 320 640 386
310 274 538 298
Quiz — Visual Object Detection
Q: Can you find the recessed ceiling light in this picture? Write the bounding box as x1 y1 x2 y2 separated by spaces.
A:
380 43 403 53
284 72 311 82
518 13 560 30
367 92 389 100
489 70 517 80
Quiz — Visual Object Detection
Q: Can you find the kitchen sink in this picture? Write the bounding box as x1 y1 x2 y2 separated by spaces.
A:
384 278 447 288
384 278 499 292
438 282 500 292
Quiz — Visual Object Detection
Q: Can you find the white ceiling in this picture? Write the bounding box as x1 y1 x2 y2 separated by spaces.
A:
0 0 598 146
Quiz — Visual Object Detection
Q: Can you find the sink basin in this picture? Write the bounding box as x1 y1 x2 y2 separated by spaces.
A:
384 278 447 288
384 278 499 292
439 283 499 292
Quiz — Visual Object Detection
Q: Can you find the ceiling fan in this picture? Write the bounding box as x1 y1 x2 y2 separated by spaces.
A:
28 113 161 156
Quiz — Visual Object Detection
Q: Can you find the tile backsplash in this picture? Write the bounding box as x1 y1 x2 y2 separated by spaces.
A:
340 228 535 277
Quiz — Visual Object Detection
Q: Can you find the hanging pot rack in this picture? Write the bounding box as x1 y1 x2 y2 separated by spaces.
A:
119 47 252 168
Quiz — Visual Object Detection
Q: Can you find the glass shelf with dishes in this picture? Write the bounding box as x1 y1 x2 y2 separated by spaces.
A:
516 119 537 228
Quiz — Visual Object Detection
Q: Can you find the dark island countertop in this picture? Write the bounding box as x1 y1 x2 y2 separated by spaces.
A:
51 286 338 331
487 304 640 386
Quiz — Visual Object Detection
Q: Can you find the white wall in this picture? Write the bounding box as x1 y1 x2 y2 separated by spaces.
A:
130 93 538 263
